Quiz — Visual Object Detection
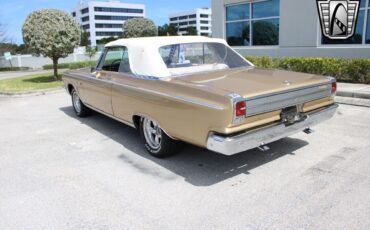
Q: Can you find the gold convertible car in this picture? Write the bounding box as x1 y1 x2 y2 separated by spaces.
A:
63 36 338 158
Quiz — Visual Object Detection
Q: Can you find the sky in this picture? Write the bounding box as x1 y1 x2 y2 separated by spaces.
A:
0 0 211 44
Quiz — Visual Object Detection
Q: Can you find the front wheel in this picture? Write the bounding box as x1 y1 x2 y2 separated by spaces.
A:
71 89 91 117
140 117 178 158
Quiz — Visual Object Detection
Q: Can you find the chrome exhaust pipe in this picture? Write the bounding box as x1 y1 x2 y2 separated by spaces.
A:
303 127 314 134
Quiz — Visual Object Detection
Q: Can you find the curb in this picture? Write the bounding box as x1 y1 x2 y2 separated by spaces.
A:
335 96 370 107
0 87 64 97
337 91 370 100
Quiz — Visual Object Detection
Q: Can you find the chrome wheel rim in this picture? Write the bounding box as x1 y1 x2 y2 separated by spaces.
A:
143 118 162 150
72 91 81 113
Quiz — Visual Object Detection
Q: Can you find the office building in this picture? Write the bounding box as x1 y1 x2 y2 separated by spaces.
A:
169 8 212 36
72 0 145 46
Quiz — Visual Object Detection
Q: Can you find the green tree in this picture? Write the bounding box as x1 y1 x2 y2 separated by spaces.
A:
168 24 178 36
123 18 157 38
97 37 117 45
158 24 178 36
80 30 89 46
22 9 80 80
85 46 97 60
158 24 169 36
185 26 198 36
15 44 31 54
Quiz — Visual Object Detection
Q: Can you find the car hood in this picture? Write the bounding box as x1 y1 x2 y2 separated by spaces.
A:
172 67 330 98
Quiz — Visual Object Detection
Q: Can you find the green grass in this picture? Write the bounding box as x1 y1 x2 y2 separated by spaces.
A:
0 74 64 93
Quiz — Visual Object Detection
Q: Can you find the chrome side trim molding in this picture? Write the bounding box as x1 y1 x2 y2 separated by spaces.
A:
84 103 136 128
112 83 225 111
65 73 224 111
207 104 338 156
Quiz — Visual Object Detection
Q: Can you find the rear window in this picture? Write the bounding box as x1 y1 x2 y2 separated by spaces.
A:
159 42 250 76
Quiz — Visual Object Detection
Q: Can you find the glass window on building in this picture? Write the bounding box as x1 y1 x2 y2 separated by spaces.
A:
226 3 250 21
226 0 280 46
96 31 123 37
252 19 279 45
94 7 143 14
360 0 366 8
81 8 89 14
95 24 123 29
226 21 250 46
252 0 280 18
82 24 90 30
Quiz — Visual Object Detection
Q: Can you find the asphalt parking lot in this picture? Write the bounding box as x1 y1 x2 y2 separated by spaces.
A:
0 92 370 229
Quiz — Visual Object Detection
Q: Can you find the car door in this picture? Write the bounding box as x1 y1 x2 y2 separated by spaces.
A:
110 46 136 122
79 47 126 115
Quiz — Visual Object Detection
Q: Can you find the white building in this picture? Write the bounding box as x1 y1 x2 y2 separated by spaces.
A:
169 8 212 36
72 0 145 46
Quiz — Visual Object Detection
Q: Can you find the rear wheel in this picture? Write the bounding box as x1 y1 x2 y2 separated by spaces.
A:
140 117 178 158
71 89 91 117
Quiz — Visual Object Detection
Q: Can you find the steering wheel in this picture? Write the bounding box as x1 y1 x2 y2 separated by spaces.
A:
111 59 121 66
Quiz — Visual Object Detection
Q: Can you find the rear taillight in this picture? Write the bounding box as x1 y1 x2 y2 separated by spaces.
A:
331 82 337 94
235 101 246 117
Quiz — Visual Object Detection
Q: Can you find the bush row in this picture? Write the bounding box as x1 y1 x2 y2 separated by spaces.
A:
0 67 30 72
43 60 97 70
246 56 370 84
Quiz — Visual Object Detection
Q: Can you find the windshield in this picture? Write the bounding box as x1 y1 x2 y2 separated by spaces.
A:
159 42 250 77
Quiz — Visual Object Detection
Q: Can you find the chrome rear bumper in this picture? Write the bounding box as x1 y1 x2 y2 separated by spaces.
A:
207 104 338 155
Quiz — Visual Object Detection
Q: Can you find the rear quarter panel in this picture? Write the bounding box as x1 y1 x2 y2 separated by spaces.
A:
111 75 233 147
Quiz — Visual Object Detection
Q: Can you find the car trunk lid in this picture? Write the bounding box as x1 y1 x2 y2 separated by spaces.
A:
174 67 330 98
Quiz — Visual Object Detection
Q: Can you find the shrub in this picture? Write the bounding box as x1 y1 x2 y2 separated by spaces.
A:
43 60 97 70
0 67 30 72
246 56 370 84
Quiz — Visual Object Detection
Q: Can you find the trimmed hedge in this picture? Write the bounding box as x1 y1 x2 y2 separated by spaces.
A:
43 60 97 70
0 67 30 72
246 56 370 84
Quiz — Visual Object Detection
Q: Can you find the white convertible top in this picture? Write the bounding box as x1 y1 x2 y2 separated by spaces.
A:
105 36 229 78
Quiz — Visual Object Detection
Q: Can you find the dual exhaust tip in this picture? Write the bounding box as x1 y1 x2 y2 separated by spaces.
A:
258 127 314 152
